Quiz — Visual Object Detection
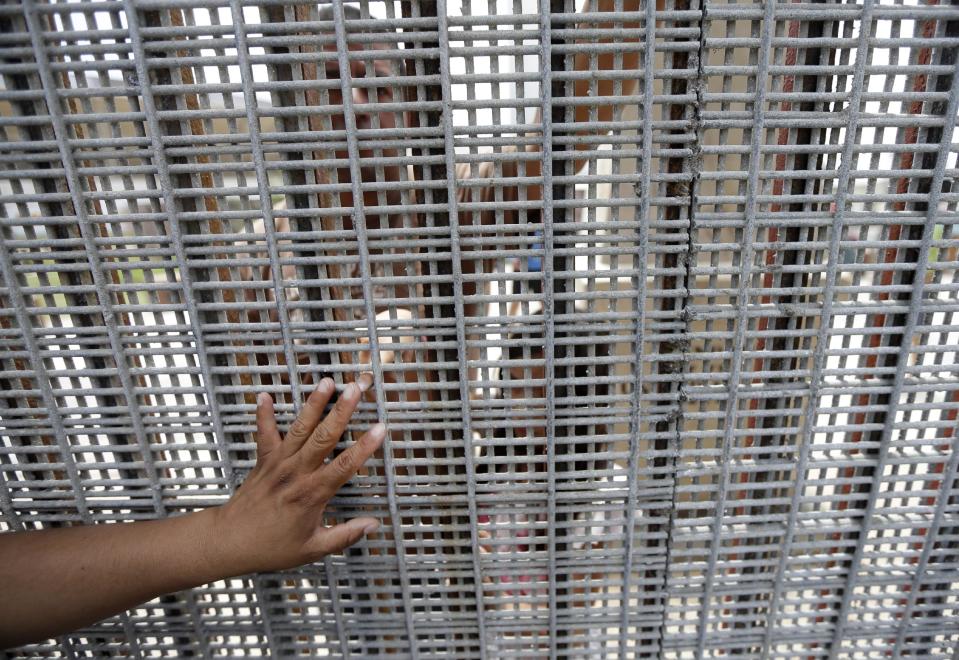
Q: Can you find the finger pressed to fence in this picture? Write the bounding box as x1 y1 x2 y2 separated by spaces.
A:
282 378 335 457
312 424 387 501
298 378 371 467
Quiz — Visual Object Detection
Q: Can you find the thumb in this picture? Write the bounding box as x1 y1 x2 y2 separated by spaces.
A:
309 517 380 558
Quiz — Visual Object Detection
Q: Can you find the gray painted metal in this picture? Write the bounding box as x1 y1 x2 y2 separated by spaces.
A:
2 0 959 657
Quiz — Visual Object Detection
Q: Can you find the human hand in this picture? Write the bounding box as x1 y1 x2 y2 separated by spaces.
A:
211 374 385 574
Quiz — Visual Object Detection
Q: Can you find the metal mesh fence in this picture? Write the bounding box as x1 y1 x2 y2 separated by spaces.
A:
1 0 959 656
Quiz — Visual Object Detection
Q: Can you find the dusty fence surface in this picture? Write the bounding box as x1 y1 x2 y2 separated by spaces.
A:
1 0 959 657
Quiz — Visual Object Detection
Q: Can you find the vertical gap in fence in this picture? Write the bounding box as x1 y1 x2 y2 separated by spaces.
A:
536 0 571 653
637 0 701 656
552 0 573 647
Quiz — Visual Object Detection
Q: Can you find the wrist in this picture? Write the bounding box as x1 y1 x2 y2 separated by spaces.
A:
201 501 277 578
178 506 247 585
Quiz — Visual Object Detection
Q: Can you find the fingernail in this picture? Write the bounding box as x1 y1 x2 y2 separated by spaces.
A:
257 392 271 405
357 372 374 392
369 423 387 441
362 521 380 535
345 382 359 398
319 377 333 393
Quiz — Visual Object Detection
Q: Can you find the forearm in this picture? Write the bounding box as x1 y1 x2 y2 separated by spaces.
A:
1 382 382 651
0 506 231 649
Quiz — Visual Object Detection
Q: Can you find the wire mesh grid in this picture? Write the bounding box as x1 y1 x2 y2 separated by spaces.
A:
1 0 959 657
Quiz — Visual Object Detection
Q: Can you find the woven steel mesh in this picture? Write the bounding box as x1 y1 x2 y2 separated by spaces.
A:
2 0 959 656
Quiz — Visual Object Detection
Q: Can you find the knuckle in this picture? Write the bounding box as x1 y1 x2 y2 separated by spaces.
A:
272 471 294 491
284 487 313 507
289 418 309 439
332 452 357 480
309 424 334 449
